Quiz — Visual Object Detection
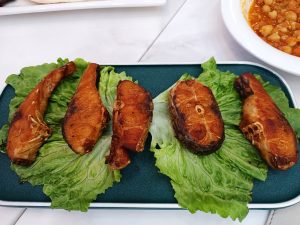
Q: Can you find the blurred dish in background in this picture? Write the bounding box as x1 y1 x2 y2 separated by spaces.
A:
222 0 300 76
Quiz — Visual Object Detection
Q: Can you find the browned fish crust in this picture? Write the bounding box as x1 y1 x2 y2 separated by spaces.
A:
108 137 131 170
169 79 224 155
235 73 298 170
62 63 109 155
7 62 76 165
107 80 153 170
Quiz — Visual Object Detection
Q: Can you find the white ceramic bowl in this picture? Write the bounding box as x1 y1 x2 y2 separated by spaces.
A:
221 0 300 76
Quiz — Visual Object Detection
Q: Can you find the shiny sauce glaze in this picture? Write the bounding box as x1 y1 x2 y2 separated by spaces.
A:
248 0 300 57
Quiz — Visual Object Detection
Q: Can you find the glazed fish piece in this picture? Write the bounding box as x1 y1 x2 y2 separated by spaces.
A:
169 79 224 154
63 63 109 155
107 80 153 170
7 62 76 165
235 73 298 170
108 139 131 171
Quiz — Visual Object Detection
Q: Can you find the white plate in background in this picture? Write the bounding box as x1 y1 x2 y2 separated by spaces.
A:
221 0 300 76
0 0 166 16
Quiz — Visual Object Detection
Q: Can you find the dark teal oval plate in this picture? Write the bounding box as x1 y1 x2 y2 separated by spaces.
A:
0 62 299 209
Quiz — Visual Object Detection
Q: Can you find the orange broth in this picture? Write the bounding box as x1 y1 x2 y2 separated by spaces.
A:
248 0 300 57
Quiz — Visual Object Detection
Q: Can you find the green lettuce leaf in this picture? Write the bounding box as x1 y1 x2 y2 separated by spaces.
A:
150 58 267 221
150 58 300 220
0 124 8 153
44 58 88 125
260 78 300 137
198 58 241 126
100 66 132 115
13 130 120 211
199 59 267 180
0 59 132 211
6 58 68 122
216 129 267 180
150 97 252 220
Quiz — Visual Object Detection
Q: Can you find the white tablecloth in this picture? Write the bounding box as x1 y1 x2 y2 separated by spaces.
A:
1 0 299 224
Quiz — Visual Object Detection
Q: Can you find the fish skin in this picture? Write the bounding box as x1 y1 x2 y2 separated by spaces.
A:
62 63 109 155
235 73 298 170
7 62 76 165
107 80 153 170
169 79 225 155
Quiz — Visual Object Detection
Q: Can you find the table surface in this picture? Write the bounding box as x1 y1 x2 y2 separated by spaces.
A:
0 0 299 224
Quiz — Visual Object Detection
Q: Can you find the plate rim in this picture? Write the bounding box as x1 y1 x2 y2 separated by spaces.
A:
1 197 300 209
0 60 299 210
0 0 167 16
221 0 300 76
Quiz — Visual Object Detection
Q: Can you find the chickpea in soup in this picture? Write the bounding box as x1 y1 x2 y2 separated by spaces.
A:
249 0 300 57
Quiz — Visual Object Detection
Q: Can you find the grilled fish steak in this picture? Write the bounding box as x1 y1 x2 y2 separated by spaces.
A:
63 63 109 155
235 73 298 170
7 62 76 165
169 79 224 154
107 80 153 170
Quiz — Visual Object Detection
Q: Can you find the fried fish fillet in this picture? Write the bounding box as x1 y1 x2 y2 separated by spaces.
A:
235 73 298 170
107 80 153 170
7 62 76 165
62 63 109 155
169 79 224 154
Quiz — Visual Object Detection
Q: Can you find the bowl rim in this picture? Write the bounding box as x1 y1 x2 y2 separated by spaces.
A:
221 0 300 76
